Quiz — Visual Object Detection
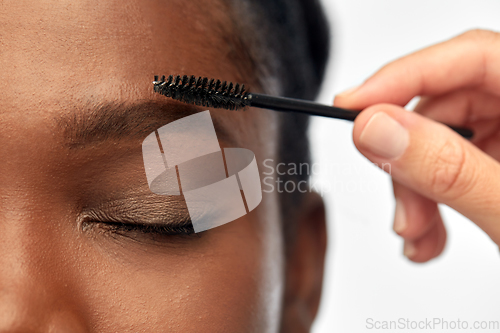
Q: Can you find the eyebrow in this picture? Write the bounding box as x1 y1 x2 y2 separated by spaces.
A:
59 99 236 149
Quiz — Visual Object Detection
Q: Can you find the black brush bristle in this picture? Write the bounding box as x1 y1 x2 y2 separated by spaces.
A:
153 75 250 110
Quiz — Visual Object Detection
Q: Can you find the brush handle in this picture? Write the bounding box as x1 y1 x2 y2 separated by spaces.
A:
248 93 360 121
247 93 474 139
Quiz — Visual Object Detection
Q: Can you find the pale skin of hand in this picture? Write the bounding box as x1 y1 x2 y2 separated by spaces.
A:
334 29 500 263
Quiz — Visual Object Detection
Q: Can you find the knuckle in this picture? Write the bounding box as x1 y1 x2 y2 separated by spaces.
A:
423 138 473 199
460 29 498 42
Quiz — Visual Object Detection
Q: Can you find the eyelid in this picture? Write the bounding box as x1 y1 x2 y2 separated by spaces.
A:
79 201 193 233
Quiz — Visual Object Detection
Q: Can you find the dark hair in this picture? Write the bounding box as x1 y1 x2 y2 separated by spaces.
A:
228 0 330 245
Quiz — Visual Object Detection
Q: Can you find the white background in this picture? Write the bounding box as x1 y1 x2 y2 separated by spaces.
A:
311 1 500 332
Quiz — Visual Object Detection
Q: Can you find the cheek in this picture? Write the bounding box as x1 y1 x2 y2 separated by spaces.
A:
74 190 284 332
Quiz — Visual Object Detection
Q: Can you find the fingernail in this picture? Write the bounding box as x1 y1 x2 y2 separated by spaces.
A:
403 241 417 259
336 85 361 98
393 199 407 234
359 112 409 159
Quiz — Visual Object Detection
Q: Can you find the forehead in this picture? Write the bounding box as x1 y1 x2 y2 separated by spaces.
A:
0 0 253 116
0 0 278 156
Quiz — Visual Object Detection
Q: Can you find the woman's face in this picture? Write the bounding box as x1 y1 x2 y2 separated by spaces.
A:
0 1 326 332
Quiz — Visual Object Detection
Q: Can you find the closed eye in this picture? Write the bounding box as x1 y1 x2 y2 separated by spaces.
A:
79 195 198 240
90 220 195 236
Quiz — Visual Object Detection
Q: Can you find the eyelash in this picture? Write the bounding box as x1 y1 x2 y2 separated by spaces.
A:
106 221 194 234
83 220 197 242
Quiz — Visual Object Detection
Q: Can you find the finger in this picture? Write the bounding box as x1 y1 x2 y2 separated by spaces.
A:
353 103 500 245
392 180 440 241
414 91 500 158
404 211 447 263
393 181 448 263
334 29 500 109
414 89 500 124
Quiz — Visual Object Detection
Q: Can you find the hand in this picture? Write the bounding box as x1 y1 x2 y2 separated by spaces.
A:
334 29 500 263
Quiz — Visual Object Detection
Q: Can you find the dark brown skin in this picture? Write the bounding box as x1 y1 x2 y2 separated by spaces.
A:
0 0 327 332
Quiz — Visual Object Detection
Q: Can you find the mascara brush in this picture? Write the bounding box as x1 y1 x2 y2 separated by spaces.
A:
153 75 474 139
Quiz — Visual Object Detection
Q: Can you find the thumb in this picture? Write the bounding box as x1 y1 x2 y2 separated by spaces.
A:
352 104 500 245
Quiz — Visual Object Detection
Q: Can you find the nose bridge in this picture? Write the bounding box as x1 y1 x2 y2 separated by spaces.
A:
0 206 88 332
